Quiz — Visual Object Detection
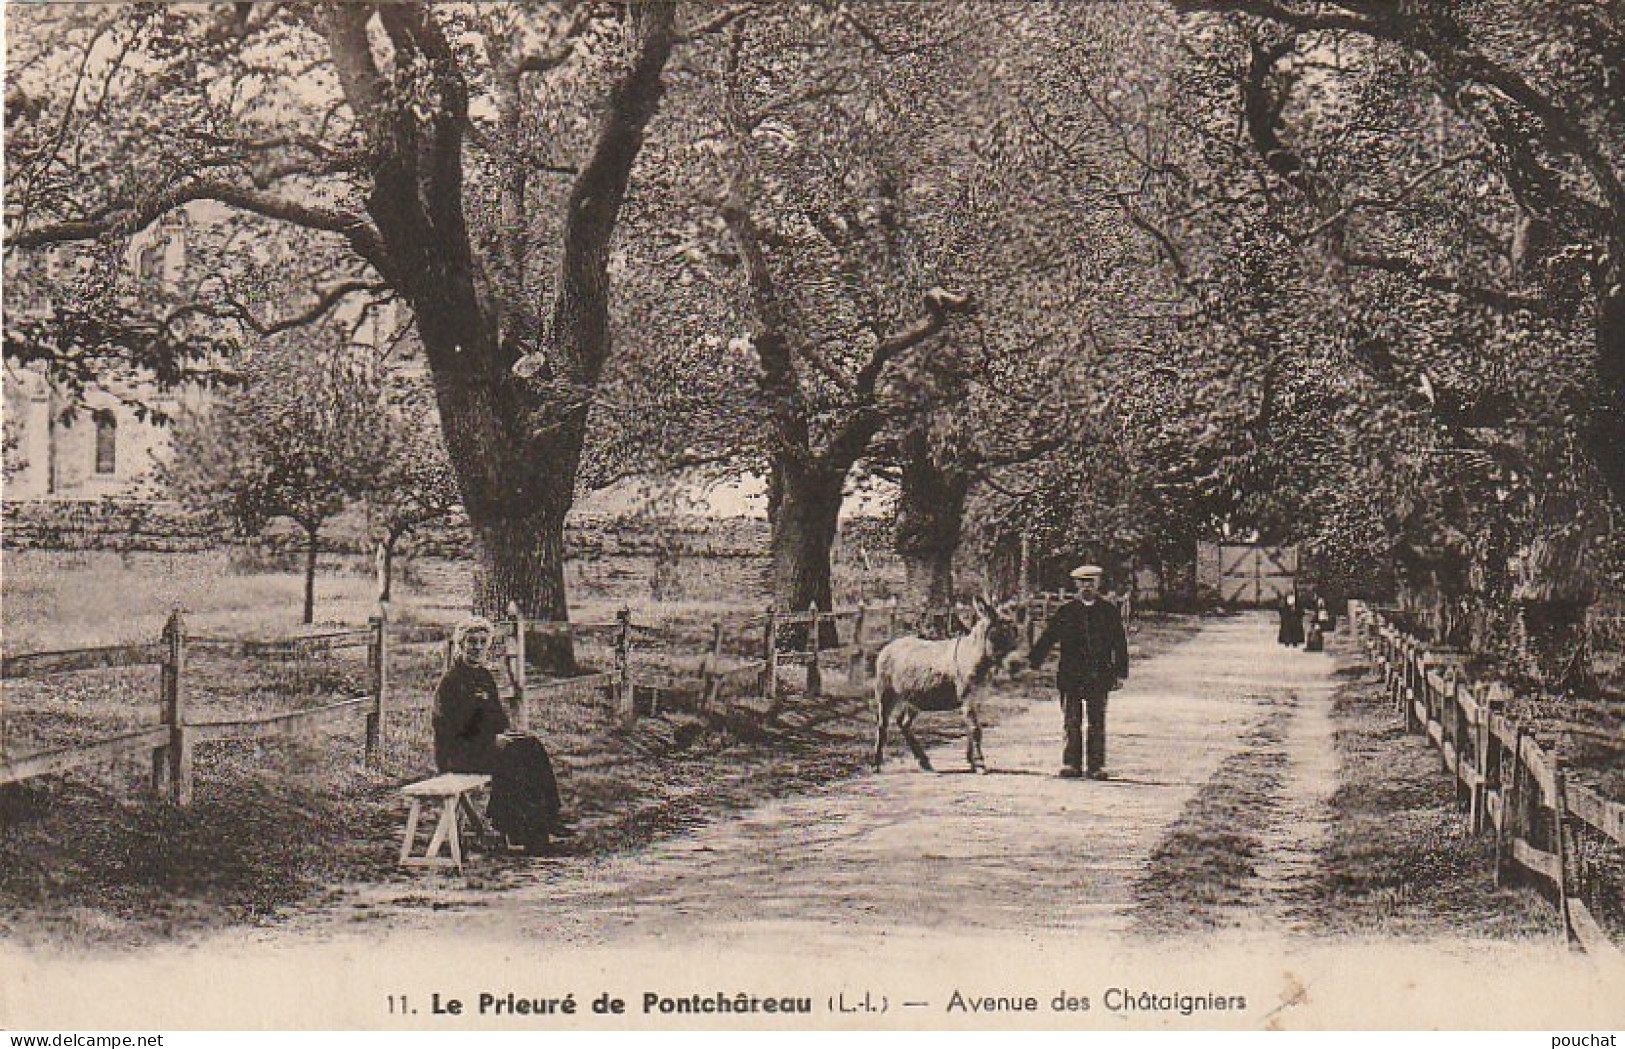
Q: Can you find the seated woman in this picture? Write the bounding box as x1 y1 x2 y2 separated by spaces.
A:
432 617 572 855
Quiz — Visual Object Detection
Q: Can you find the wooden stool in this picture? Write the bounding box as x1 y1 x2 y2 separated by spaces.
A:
399 773 494 873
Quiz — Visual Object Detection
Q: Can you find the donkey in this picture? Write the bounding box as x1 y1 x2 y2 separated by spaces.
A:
871 595 1021 774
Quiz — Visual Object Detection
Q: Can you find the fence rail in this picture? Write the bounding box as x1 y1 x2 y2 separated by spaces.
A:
1 643 165 680
1352 601 1625 959
0 726 170 785
189 631 373 657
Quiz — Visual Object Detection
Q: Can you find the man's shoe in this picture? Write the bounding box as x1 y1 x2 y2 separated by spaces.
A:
1057 767 1084 779
1088 769 1110 781
548 822 577 840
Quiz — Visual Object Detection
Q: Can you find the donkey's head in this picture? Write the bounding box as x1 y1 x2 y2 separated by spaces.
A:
970 594 1022 666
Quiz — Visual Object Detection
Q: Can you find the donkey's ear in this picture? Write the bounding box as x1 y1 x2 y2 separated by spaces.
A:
973 593 993 617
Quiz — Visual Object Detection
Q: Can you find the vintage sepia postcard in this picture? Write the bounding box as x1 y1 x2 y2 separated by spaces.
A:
3 0 1623 1032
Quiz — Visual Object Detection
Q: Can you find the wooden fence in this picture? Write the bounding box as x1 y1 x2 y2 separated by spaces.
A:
1 595 1078 807
1351 601 1625 958
1 610 381 806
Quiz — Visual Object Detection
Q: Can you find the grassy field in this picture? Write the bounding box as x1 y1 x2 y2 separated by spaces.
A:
1 547 1203 950
0 547 903 652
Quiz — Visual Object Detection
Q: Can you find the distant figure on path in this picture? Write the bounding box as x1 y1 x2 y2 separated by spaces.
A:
1028 564 1130 780
1278 592 1305 647
1301 594 1328 651
433 617 573 854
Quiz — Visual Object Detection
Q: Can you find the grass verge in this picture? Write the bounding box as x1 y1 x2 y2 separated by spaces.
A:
1299 660 1556 939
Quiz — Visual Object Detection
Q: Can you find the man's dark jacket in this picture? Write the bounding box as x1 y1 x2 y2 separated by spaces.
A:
1028 597 1130 689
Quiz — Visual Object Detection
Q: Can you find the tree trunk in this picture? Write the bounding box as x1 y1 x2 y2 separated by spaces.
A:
894 443 971 615
302 523 321 625
1591 267 1625 509
422 326 582 631
379 534 400 604
318 2 677 670
470 509 569 621
768 458 845 648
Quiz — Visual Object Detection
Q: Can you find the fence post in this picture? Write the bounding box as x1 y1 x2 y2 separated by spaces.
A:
1403 644 1420 734
1552 759 1579 947
1454 678 1474 813
1394 636 1407 724
806 603 823 698
615 607 634 722
887 598 899 642
366 602 389 768
507 601 528 731
763 605 779 705
703 619 724 712
1482 683 1508 839
1439 666 1457 785
849 605 868 687
157 608 192 805
1469 684 1489 833
1498 721 1526 886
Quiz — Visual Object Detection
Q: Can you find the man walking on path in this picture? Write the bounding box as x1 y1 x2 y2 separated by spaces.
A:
1028 564 1130 779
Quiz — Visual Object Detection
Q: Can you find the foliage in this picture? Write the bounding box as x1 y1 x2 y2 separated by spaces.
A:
164 343 384 538
363 376 461 550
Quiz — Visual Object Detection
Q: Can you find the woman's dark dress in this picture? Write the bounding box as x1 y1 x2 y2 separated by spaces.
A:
432 662 562 847
1277 597 1305 647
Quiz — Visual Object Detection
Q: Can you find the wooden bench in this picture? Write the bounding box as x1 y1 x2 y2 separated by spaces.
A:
399 773 494 873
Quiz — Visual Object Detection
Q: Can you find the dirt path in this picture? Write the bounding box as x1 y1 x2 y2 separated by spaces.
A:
250 613 1340 955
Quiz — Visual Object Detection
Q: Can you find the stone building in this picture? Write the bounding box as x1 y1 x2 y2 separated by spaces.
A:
4 214 193 501
3 207 403 502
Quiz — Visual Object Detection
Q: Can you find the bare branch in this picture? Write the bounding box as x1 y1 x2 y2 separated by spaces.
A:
1115 192 1192 284
1292 149 1491 242
222 280 392 338
677 4 757 42
9 181 388 274
831 6 930 57
1342 249 1557 316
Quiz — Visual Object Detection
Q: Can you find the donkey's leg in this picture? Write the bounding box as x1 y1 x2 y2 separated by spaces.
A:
964 703 987 773
873 686 893 769
898 706 933 771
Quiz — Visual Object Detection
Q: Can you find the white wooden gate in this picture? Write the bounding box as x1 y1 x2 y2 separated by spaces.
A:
1218 544 1297 606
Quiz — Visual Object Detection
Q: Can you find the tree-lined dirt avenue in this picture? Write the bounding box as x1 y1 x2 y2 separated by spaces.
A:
245 612 1356 956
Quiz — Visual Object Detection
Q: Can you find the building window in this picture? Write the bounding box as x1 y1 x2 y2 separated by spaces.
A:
93 411 117 475
134 242 163 282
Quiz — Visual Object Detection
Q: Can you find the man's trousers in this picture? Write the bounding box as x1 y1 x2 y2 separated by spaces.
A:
1060 678 1111 774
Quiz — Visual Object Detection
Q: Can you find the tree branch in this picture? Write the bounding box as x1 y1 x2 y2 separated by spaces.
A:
852 288 977 399
1342 249 1558 315
677 3 757 42
8 181 388 273
1292 149 1492 242
541 0 679 385
824 289 977 471
718 179 815 466
165 279 393 338
1175 0 1625 221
